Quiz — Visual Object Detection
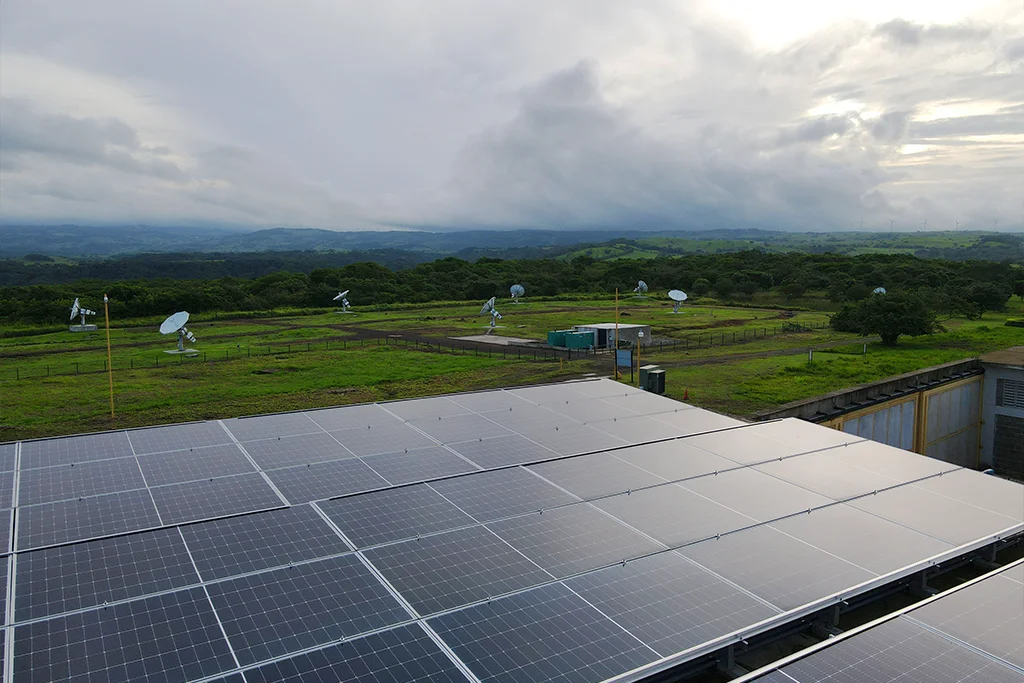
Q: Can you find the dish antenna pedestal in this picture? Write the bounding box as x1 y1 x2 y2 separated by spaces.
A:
69 298 98 332
872 287 887 295
633 280 649 298
333 290 351 313
160 311 198 355
480 297 503 329
668 289 688 313
510 284 525 304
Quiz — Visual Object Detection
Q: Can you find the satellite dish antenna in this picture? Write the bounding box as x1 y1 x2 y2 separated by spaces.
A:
159 311 198 354
510 284 525 304
480 297 503 328
873 287 887 295
69 297 98 332
633 280 649 297
668 289 688 313
333 290 351 313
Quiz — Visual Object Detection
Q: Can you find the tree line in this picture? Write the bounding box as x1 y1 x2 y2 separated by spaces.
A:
2 251 1021 325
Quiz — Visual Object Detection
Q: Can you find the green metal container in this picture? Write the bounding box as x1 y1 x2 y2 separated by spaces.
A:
547 330 568 347
565 331 595 349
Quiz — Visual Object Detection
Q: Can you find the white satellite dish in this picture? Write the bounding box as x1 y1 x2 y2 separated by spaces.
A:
668 289 688 313
159 311 197 354
510 284 525 303
480 297 503 328
69 297 98 332
633 280 649 297
333 290 351 313
873 287 887 295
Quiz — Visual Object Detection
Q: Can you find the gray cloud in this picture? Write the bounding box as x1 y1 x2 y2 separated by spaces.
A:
874 19 991 46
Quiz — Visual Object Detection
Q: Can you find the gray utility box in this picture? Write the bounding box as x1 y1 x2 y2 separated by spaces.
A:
639 365 665 394
639 365 659 390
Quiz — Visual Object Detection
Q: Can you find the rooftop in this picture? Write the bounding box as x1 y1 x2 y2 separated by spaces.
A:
980 345 1024 368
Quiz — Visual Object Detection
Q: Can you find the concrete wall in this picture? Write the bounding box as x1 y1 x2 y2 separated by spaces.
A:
981 364 1024 478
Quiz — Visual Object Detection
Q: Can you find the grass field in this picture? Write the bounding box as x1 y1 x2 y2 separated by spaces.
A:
2 295 1020 441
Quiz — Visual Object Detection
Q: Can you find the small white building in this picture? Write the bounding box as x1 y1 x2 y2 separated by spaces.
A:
573 323 652 349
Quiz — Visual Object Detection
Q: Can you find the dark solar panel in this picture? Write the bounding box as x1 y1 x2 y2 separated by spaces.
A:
487 504 662 578
0 468 14 508
266 458 389 503
600 391 689 415
136 443 257 486
241 431 353 470
428 468 578 522
381 395 470 421
362 447 478 485
754 450 903 501
778 617 1023 683
330 423 438 457
363 525 552 615
594 483 754 547
679 468 832 522
319 484 475 548
15 528 199 620
448 388 532 412
446 434 555 469
205 554 409 665
305 403 401 431
910 573 1024 668
430 582 658 683
179 504 351 580
13 587 235 683
545 397 637 423
19 431 133 468
407 413 512 444
528 452 666 499
679 525 875 611
589 415 691 442
149 473 284 524
0 442 17 472
526 423 628 456
17 489 161 550
481 405 575 433
245 623 470 683
17 457 146 506
223 411 320 441
1 507 11 554
127 421 233 455
0 557 6 624
566 551 780 657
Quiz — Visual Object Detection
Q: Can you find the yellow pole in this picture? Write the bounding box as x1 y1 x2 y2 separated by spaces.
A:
103 294 115 418
614 289 619 380
636 332 641 388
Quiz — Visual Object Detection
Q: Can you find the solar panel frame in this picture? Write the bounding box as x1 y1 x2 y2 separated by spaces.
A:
149 472 285 525
15 527 199 620
266 457 389 503
205 553 411 666
16 489 162 550
179 504 352 581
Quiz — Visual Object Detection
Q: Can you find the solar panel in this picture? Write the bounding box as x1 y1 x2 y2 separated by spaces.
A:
523 423 627 456
528 452 666 499
679 468 832 522
910 469 1024 521
749 418 860 451
266 458 389 503
448 388 533 412
545 397 638 423
1 507 11 553
847 484 1021 546
205 554 410 665
446 434 555 469
753 450 903 500
600 391 690 415
407 413 513 444
649 407 744 434
17 489 161 550
0 557 7 623
241 431 353 470
330 423 438 457
910 572 1024 668
828 439 956 481
565 551 780 657
684 428 804 465
613 440 737 481
15 528 199 620
775 616 1023 683
19 431 133 468
244 623 470 683
557 380 646 399
318 484 476 548
487 503 663 578
306 403 401 431
481 405 576 433
678 524 875 611
363 525 552 615
769 504 953 576
0 468 14 508
17 457 146 506
512 382 593 404
381 395 471 421
179 504 351 580
589 414 695 442
13 587 235 683
362 446 478 486
127 421 233 455
149 473 284 524
136 443 257 486
429 581 659 683
0 442 18 471
223 411 320 441
594 484 754 547
428 468 578 522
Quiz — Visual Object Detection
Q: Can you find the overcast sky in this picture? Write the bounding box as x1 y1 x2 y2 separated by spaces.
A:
1 1 1022 232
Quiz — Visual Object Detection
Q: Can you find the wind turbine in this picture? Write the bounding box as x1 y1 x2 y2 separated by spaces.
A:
889 219 895 229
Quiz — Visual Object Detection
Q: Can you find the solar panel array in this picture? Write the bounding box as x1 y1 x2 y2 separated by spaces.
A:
744 560 1024 682
3 378 1023 683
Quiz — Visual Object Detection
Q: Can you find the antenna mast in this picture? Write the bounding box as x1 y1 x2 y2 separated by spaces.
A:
104 294 115 418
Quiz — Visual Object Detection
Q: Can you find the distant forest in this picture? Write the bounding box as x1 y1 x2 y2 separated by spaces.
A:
3 251 1021 325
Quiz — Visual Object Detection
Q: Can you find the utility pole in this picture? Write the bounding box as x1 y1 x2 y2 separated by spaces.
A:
103 294 115 418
